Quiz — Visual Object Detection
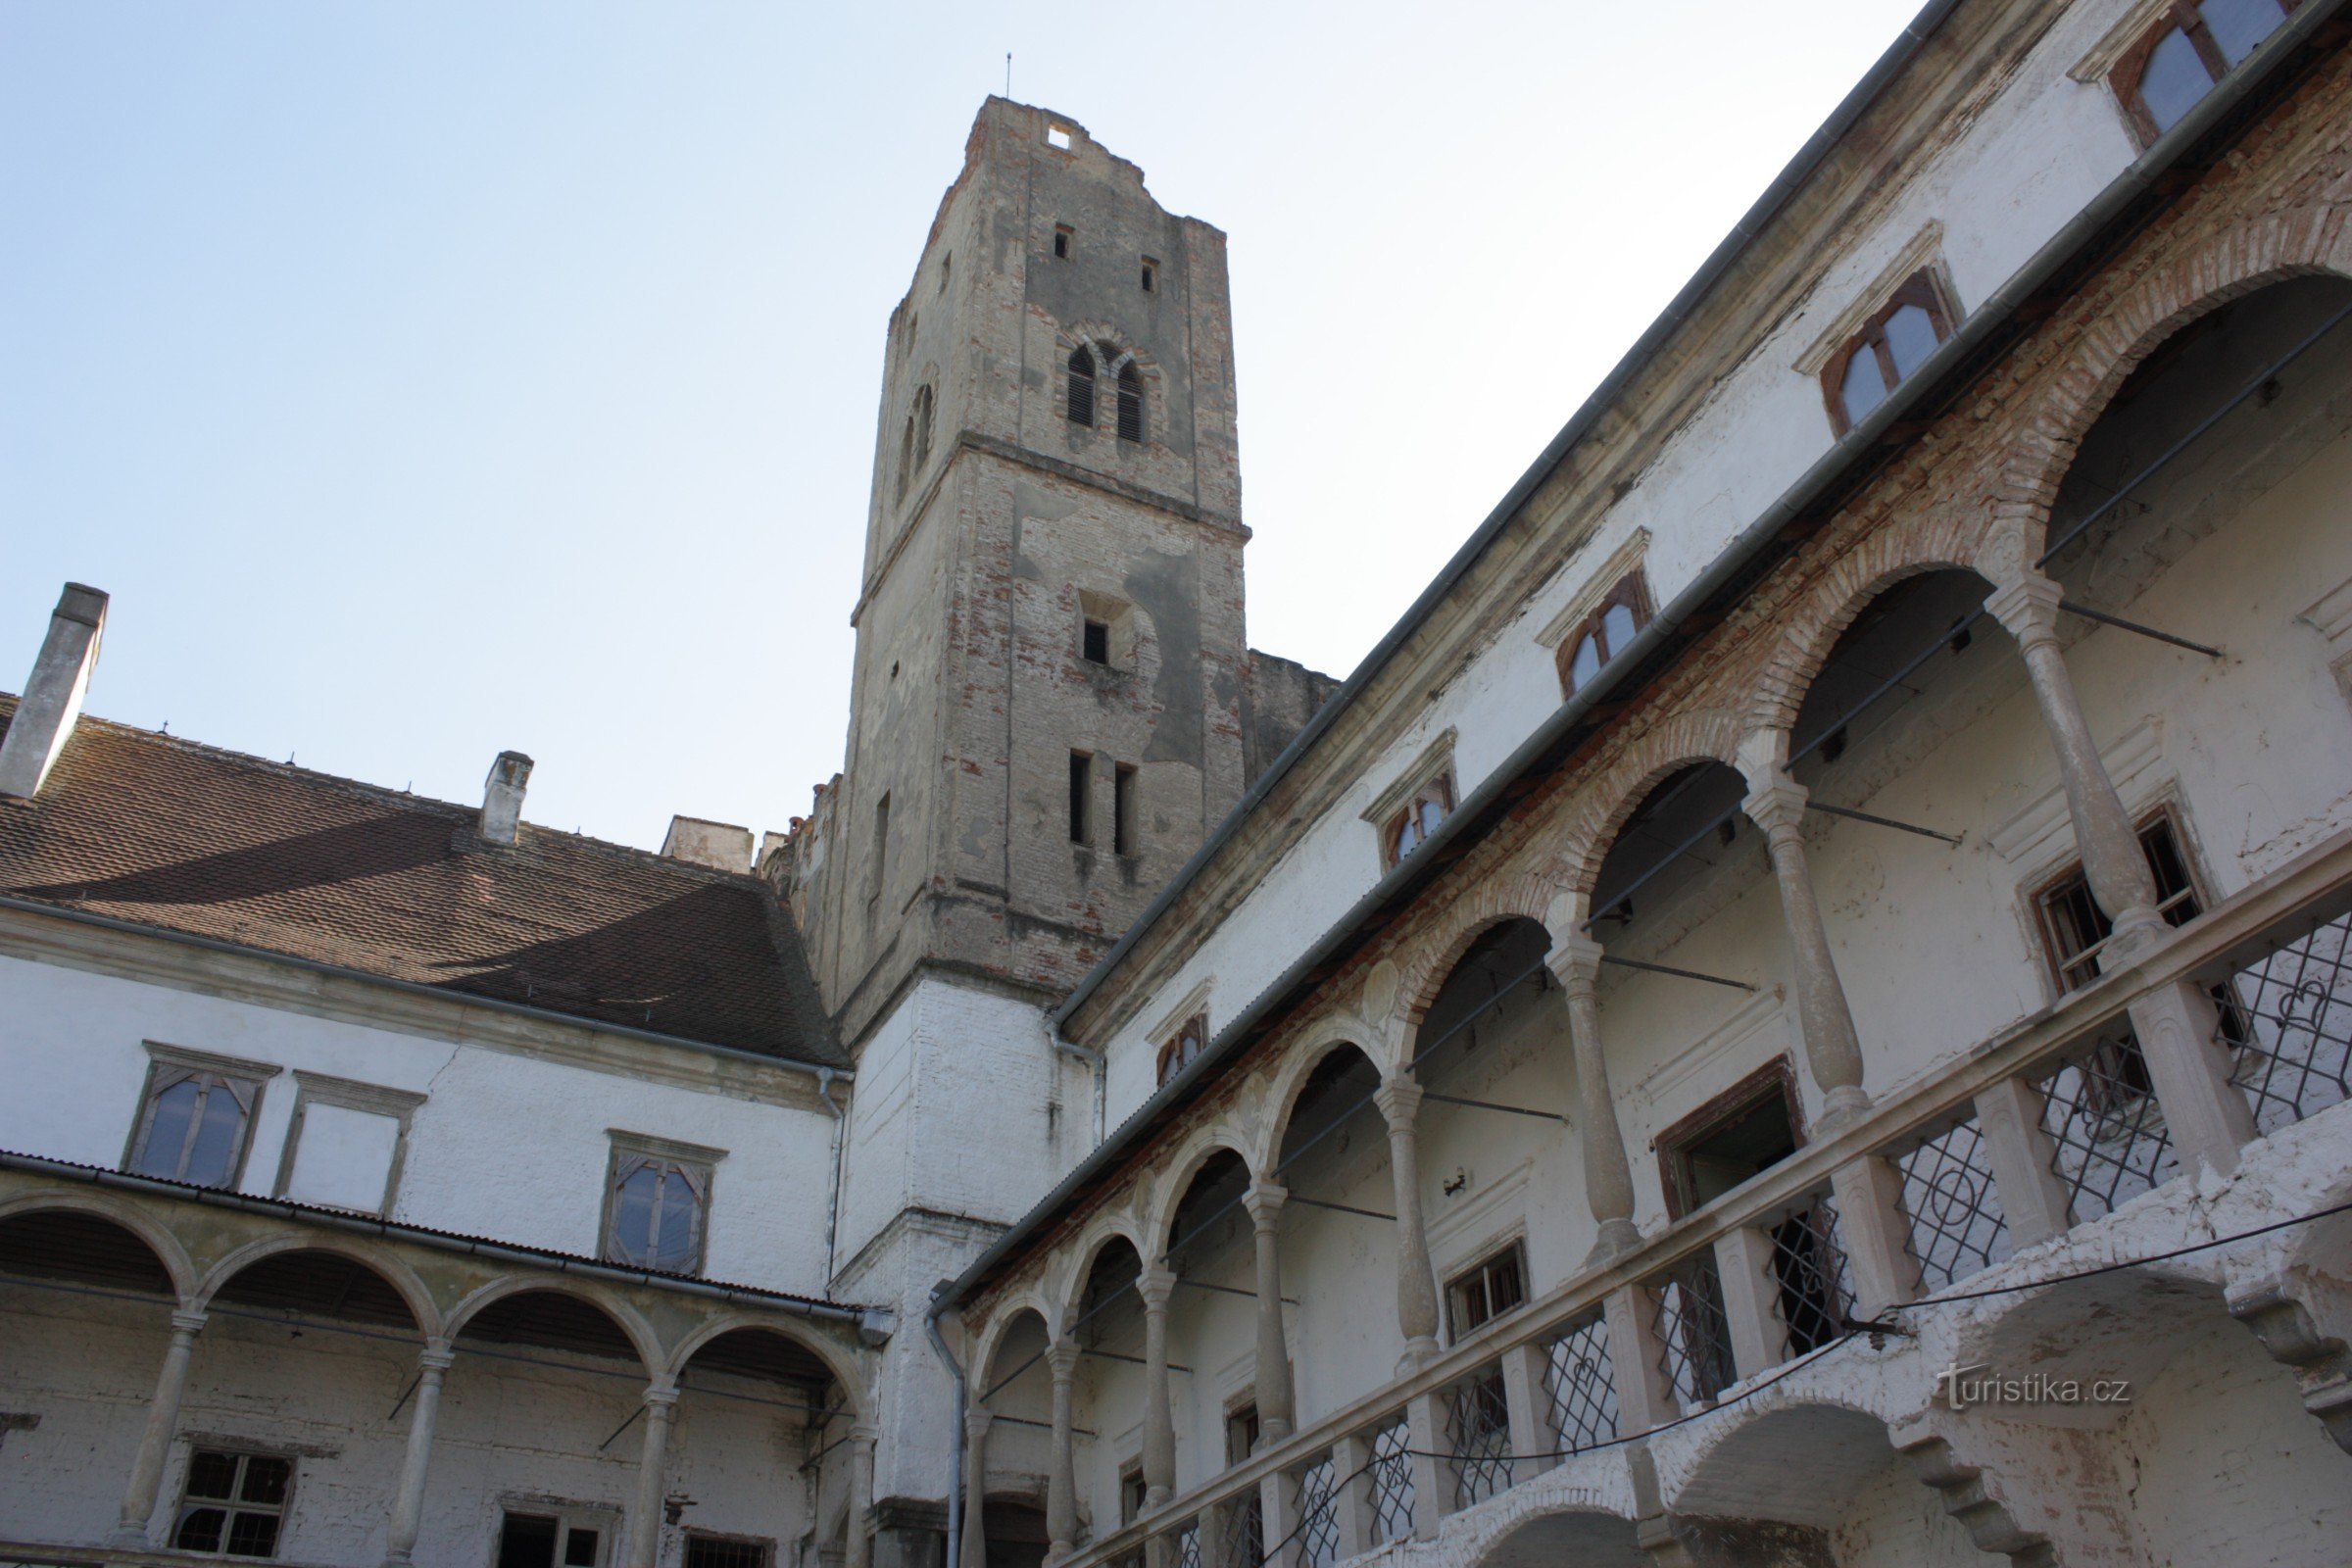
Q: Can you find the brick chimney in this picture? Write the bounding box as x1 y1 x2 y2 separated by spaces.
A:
480 752 533 845
0 583 109 801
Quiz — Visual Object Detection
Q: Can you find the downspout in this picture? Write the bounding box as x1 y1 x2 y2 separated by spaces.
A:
817 1068 848 1292
926 1284 967 1568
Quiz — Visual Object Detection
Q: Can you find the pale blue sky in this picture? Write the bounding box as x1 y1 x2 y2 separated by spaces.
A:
2 1 1923 850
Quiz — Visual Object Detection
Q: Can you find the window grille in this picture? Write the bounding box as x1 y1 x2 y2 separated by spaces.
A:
172 1449 292 1557
1539 1311 1619 1457
1219 1491 1262 1568
1366 1415 1415 1544
1650 1255 1735 1407
1117 362 1145 443
1173 1519 1200 1568
2037 1025 2179 1224
1895 1113 2011 1293
1295 1452 1340 1568
1765 1202 1857 1357
684 1536 774 1568
1444 1366 1514 1509
1067 345 1096 426
2219 907 2352 1136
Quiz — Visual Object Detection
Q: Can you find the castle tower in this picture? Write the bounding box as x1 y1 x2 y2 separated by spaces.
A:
805 98 1252 1047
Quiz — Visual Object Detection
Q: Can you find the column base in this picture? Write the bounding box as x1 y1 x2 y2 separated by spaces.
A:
1582 1218 1642 1270
1817 1085 1872 1132
1258 1416 1292 1445
1396 1336 1440 1376
110 1525 153 1548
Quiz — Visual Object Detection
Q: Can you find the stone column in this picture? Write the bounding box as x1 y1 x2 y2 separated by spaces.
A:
1045 1340 1080 1561
382 1339 456 1566
1984 574 2165 947
1548 931 1642 1264
845 1423 879 1568
112 1306 207 1546
961 1404 994 1568
1139 1266 1178 1508
1374 1077 1443 1369
628 1383 678 1568
1742 774 1871 1127
1243 1179 1295 1443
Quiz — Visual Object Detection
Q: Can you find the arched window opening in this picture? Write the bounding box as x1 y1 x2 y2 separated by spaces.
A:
1382 772 1453 869
1822 271 1957 434
1556 571 1652 697
1117 360 1144 443
1156 1010 1208 1086
912 384 934 471
1067 345 1097 427
2112 0 2293 144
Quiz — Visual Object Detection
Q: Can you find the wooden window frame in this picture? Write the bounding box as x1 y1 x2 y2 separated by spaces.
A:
2029 807 2208 993
1553 571 1652 698
123 1044 280 1190
1444 1240 1529 1342
1819 270 1957 436
600 1132 725 1278
1380 771 1455 871
496 1500 617 1567
1066 345 1096 427
1116 361 1145 444
1654 1057 1806 1222
2110 0 2296 147
1155 1011 1208 1087
172 1446 295 1557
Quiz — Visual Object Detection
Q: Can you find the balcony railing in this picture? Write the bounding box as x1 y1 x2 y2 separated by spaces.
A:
1071 831 2352 1568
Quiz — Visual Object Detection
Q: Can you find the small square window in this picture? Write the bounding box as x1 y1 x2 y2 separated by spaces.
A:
1082 619 1110 664
1053 225 1073 261
1141 258 1157 293
602 1136 723 1277
1446 1243 1528 1340
173 1448 292 1557
1047 123 1074 152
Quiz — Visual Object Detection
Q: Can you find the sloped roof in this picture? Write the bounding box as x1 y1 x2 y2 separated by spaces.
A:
0 696 844 1069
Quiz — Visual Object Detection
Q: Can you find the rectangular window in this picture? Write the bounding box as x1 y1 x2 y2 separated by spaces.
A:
1224 1400 1259 1464
2033 811 2205 991
1141 257 1157 293
1113 764 1139 858
1446 1243 1528 1339
125 1046 278 1190
173 1448 292 1557
497 1509 608 1567
1053 224 1073 260
272 1072 424 1216
1069 752 1094 845
870 793 890 904
602 1134 724 1277
1656 1058 1804 1221
684 1535 775 1568
1082 619 1110 664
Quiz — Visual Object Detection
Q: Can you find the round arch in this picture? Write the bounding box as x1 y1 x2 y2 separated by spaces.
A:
970 1298 1056 1398
1462 1505 1646 1568
1744 546 1988 745
1054 1215 1150 1329
1669 1396 1898 1529
664 1311 872 1423
1148 1130 1257 1261
191 1233 438 1337
1261 1032 1387 1166
1392 879 1559 1042
0 1189 198 1300
444 1275 663 1372
1556 709 1747 901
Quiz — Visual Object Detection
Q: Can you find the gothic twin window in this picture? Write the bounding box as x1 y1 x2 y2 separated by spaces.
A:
2112 0 2294 144
1066 344 1144 443
1382 772 1454 870
1156 1011 1208 1087
1557 572 1651 697
1823 271 1956 434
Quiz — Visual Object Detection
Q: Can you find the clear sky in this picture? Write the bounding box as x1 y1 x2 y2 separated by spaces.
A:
2 1 1926 852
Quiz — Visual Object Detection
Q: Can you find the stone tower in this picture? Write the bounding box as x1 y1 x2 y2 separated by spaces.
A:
799 98 1254 1050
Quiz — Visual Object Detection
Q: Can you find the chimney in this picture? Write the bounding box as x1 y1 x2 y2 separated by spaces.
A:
0 582 109 801
662 815 754 873
480 752 533 845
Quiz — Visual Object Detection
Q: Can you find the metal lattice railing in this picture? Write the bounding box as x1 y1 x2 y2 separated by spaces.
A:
1540 1311 1619 1457
2038 1023 2178 1224
1294 1452 1340 1568
1366 1414 1415 1544
1650 1254 1736 1407
1218 1492 1261 1568
1766 1201 1857 1357
1896 1113 2011 1293
1444 1366 1514 1509
1174 1520 1200 1568
2219 909 2352 1136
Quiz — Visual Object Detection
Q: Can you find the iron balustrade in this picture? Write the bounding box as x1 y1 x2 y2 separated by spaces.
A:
1895 1110 2012 1293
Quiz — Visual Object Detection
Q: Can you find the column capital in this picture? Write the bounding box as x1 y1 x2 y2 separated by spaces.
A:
1984 572 2064 650
1137 1265 1178 1311
1242 1179 1289 1229
1373 1075 1422 1129
964 1404 996 1441
1544 932 1605 995
168 1308 209 1337
851 1422 882 1448
1741 775 1810 838
416 1343 457 1375
1045 1337 1082 1381
642 1381 680 1410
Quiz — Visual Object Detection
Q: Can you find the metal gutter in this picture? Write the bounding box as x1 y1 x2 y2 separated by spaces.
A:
1050 0 1969 1035
0 891 852 1084
947 0 2344 1309
0 1148 884 1328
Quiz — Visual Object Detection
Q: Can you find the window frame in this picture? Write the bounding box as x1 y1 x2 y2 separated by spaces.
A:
1444 1240 1530 1343
1155 1011 1209 1088
1820 270 1958 436
600 1132 725 1278
495 1498 618 1567
2109 0 2296 146
1115 360 1145 444
683 1532 777 1568
123 1044 280 1191
1066 344 1096 428
2029 806 2209 993
1553 570 1653 698
1654 1056 1806 1222
1381 771 1454 871
270 1071 425 1217
172 1446 295 1558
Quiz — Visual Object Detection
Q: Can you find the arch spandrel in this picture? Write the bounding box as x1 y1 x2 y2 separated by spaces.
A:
443 1273 665 1373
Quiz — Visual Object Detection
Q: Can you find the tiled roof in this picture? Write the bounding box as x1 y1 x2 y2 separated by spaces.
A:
0 696 844 1069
